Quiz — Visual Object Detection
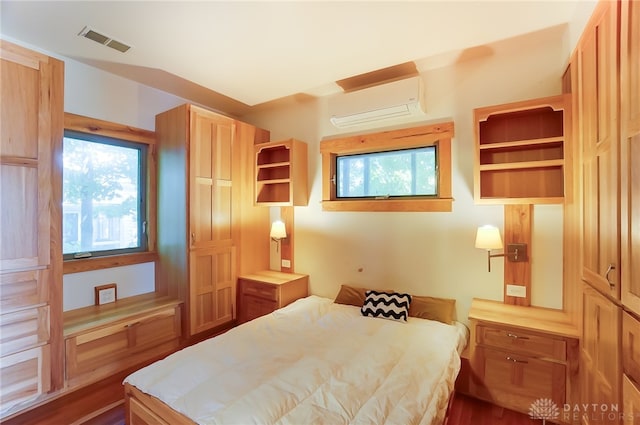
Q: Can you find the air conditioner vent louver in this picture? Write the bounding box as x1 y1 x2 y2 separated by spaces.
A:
78 26 131 53
328 76 425 129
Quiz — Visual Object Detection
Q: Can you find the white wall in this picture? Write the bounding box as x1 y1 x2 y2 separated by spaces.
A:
12 0 597 313
243 26 570 323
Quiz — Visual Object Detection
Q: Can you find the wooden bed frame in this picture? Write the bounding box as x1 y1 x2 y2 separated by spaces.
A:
125 383 195 425
124 381 457 425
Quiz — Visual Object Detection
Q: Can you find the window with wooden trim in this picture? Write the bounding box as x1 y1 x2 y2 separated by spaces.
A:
320 122 454 212
62 113 157 273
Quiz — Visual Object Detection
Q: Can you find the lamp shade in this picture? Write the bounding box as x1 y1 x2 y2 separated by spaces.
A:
475 225 503 250
270 220 287 240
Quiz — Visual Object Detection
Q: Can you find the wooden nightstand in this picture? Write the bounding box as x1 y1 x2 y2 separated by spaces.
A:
467 298 579 423
238 271 308 323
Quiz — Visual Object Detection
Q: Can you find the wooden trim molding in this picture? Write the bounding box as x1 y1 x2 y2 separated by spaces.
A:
64 113 155 145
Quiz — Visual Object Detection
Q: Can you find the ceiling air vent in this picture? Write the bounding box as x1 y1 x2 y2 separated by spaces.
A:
78 26 131 53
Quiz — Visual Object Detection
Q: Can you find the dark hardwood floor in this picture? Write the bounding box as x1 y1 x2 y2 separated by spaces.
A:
4 384 534 425
447 393 538 425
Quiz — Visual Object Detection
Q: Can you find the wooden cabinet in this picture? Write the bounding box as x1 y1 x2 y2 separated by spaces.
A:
620 0 640 316
623 375 640 425
189 246 235 334
238 271 308 323
473 95 568 204
621 310 640 424
255 139 308 206
0 40 63 417
64 296 181 388
622 312 640 408
580 284 621 425
156 104 238 337
580 0 621 300
468 299 578 422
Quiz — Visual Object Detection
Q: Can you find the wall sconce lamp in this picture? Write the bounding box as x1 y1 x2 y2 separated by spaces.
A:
475 225 527 272
270 220 287 252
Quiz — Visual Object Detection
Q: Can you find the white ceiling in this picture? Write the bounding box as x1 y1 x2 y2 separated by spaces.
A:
1 1 586 115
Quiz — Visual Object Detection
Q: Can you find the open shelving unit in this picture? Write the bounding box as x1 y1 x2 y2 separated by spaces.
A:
255 139 308 206
474 95 568 204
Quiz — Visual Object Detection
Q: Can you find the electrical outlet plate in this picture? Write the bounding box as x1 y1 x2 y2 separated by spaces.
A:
506 284 527 298
281 259 291 268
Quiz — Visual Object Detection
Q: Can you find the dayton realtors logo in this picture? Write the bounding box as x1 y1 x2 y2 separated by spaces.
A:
529 398 560 424
530 399 638 423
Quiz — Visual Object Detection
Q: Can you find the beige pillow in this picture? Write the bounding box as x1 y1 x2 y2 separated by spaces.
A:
408 295 456 324
334 284 370 307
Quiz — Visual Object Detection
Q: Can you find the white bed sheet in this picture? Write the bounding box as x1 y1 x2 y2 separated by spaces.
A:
125 295 468 425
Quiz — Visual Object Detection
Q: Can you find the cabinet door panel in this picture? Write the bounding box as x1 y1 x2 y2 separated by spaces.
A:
580 1 620 299
0 306 49 357
0 345 51 415
133 307 181 351
622 312 640 384
621 0 640 315
189 246 235 335
66 326 130 379
0 43 55 272
189 110 235 249
0 270 49 314
623 374 640 425
580 284 620 412
475 346 565 412
0 165 42 270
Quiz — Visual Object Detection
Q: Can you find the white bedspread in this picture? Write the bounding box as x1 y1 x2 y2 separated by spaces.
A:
125 295 468 425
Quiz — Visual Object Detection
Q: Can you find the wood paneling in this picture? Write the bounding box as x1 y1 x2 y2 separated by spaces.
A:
503 205 532 306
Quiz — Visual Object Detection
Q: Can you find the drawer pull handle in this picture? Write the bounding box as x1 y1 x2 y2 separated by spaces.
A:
125 322 140 328
506 356 528 364
605 263 616 288
507 333 529 340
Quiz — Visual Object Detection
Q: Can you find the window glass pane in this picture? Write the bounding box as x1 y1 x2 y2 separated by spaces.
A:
63 132 146 257
336 146 437 198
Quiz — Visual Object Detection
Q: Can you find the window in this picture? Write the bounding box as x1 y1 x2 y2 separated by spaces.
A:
320 122 454 212
63 130 147 259
336 146 437 198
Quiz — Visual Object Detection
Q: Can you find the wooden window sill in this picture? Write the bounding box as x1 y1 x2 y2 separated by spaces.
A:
63 251 158 274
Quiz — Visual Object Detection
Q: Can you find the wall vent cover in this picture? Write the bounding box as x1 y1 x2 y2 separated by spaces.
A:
78 26 131 53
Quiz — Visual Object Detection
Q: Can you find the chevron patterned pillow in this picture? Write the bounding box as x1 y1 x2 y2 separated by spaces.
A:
361 290 412 323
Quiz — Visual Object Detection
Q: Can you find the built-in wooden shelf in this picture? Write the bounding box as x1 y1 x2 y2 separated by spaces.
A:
63 292 181 337
474 95 569 204
255 139 308 206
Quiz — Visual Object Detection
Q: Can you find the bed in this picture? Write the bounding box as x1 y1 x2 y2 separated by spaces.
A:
124 294 468 425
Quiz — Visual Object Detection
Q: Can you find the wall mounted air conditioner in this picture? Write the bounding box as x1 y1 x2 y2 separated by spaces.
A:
328 76 425 128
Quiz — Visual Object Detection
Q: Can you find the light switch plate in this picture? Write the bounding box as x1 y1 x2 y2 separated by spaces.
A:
506 284 527 298
281 259 291 268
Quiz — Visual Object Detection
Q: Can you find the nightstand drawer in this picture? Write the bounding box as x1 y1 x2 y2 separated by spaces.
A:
244 296 277 322
241 280 277 301
476 346 566 412
477 325 566 361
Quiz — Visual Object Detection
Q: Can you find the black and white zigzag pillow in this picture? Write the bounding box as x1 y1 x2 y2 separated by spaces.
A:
361 290 412 323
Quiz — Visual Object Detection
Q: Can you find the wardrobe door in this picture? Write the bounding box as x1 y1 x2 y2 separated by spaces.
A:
580 1 621 300
620 0 640 316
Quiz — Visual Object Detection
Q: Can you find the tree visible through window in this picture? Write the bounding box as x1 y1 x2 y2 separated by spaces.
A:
337 146 437 198
62 130 147 259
